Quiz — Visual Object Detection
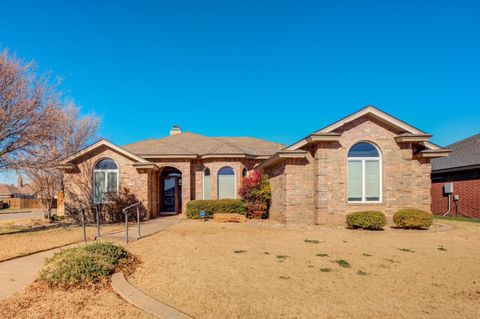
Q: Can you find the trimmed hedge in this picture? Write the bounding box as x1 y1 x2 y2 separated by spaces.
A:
346 211 386 230
186 199 245 219
393 209 433 229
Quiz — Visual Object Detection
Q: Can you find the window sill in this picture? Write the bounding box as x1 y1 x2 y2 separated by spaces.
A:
347 201 383 205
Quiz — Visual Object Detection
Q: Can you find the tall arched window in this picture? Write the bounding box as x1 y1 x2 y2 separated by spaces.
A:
347 142 381 203
218 166 236 199
93 158 118 203
203 168 211 200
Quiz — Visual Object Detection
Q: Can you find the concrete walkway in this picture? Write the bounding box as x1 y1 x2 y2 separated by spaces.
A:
0 209 44 221
99 215 182 242
0 245 68 300
0 215 182 301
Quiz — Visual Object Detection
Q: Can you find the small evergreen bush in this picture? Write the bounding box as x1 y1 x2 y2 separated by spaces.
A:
393 209 433 229
186 199 245 219
346 211 386 230
39 242 131 287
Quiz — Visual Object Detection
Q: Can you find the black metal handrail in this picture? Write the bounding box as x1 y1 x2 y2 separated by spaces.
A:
78 203 102 242
122 202 142 244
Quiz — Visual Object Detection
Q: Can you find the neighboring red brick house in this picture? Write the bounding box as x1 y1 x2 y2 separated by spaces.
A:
59 106 449 224
431 134 480 218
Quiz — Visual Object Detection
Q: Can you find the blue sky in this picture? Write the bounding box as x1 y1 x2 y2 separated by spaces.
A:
1 0 479 183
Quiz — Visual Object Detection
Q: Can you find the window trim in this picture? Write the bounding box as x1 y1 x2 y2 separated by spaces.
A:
347 143 382 204
217 166 237 199
202 167 211 200
93 158 119 203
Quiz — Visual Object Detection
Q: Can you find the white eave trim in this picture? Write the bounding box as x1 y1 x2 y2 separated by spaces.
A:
139 154 198 159
414 149 451 159
316 105 426 135
286 133 341 150
132 163 160 170
256 150 308 170
60 139 149 164
394 134 432 143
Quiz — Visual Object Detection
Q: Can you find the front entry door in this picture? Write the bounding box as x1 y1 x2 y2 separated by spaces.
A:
161 176 182 213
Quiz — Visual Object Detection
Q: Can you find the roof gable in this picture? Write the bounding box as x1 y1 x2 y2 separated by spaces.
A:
61 139 149 164
286 105 441 151
316 105 426 135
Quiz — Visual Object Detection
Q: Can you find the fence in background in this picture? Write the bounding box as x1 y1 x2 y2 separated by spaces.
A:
0 198 45 209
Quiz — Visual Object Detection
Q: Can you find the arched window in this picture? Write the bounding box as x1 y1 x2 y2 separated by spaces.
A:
93 158 118 203
203 168 211 200
218 166 236 199
347 142 381 202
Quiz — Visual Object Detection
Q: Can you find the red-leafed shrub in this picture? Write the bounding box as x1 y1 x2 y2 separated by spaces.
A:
239 170 271 219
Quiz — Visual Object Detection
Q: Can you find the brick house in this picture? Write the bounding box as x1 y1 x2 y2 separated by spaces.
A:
59 106 449 224
431 134 480 218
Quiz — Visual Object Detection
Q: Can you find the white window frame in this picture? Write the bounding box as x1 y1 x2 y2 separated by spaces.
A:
347 144 382 204
202 167 211 200
93 158 119 203
217 166 237 199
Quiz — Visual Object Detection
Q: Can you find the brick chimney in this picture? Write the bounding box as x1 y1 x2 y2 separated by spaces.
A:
17 176 23 188
169 125 182 136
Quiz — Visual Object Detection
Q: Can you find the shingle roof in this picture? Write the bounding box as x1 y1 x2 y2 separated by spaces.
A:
122 132 284 157
431 134 480 171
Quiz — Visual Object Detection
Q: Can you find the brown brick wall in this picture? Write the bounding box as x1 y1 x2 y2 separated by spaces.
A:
63 146 150 216
64 148 260 218
265 162 287 223
266 115 433 225
431 171 480 218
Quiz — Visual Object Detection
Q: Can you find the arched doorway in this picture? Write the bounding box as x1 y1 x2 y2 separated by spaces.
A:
160 167 182 214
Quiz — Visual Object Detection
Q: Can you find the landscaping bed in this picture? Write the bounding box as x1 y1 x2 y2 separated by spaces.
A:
126 219 480 319
0 242 151 319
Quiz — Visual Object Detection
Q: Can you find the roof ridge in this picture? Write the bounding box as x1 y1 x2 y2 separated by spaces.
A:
204 137 246 154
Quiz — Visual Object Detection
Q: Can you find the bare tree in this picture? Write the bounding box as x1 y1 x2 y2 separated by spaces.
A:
0 49 99 218
24 105 99 218
0 50 61 170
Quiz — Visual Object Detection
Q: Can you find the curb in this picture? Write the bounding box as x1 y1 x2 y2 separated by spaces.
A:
0 210 32 215
111 273 192 319
0 242 79 263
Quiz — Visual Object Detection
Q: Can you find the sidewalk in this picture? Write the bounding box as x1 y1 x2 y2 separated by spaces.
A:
0 246 65 300
0 215 182 301
99 214 182 242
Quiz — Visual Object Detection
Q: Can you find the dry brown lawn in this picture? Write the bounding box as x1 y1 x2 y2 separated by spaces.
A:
128 219 480 319
0 221 124 261
0 282 153 319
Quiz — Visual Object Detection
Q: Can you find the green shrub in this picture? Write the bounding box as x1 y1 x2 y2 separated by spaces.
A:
186 199 245 219
84 242 129 265
39 242 130 287
393 209 433 229
346 211 386 230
